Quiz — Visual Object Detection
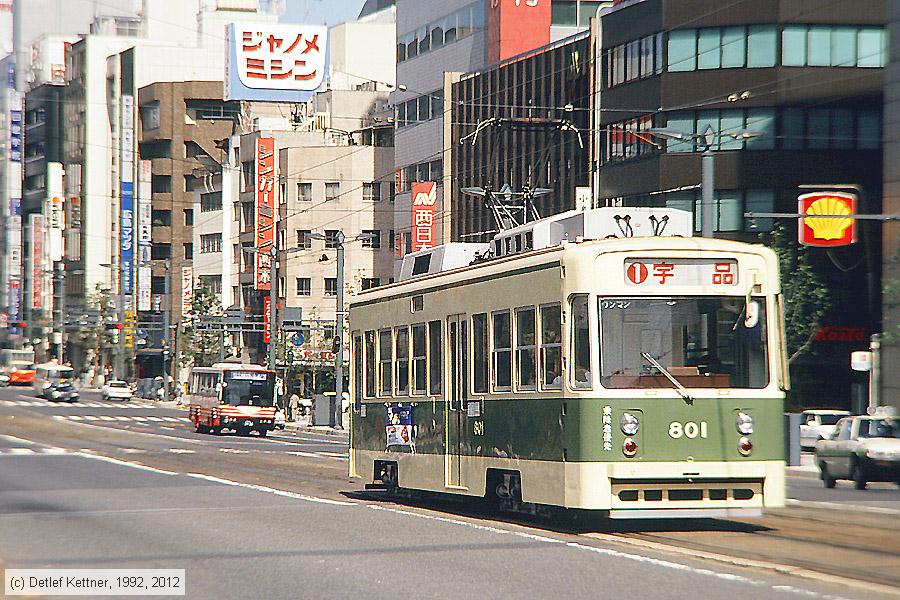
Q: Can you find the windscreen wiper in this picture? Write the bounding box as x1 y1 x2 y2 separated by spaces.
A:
641 352 693 405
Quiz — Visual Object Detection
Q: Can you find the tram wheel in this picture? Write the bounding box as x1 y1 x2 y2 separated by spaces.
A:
258 429 268 437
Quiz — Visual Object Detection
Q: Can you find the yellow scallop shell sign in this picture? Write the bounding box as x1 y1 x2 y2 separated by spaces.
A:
798 191 857 247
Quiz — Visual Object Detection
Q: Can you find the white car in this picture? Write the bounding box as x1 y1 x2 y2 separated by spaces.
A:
101 380 134 401
800 410 851 449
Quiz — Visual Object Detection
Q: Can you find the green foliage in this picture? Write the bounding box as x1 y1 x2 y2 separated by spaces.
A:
880 249 900 344
178 282 225 368
764 224 831 364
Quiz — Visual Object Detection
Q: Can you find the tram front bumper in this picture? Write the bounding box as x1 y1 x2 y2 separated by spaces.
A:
560 460 785 515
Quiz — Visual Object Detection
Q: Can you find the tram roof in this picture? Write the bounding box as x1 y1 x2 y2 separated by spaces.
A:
354 235 777 306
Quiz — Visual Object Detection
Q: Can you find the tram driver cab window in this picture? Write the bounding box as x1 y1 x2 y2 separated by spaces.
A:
570 295 593 389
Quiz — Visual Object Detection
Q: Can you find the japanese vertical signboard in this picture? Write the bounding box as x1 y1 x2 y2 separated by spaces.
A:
254 137 276 291
411 181 437 252
30 214 45 309
225 23 327 102
263 295 271 344
46 162 64 262
120 95 135 309
6 80 23 333
181 266 193 319
798 191 857 247
137 160 152 311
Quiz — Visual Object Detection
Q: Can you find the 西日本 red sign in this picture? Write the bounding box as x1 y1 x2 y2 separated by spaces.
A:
411 181 437 252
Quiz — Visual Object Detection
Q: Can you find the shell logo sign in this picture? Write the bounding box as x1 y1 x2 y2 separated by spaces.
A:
798 191 857 247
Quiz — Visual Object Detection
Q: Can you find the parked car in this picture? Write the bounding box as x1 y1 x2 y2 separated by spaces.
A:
815 415 900 489
46 381 79 403
0 372 9 387
101 380 134 401
800 410 851 450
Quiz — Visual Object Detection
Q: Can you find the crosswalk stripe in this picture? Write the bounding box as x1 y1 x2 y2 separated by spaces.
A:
146 417 164 422
83 416 99 421
0 398 160 409
131 416 148 421
8 448 35 454
0 447 69 456
99 416 115 421
68 415 84 421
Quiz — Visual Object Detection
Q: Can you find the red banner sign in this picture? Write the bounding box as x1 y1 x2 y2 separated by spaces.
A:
411 181 437 252
487 0 551 64
798 191 857 247
255 137 277 290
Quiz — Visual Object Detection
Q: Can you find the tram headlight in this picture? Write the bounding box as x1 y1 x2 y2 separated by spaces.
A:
620 412 640 436
623 438 638 457
735 412 754 435
738 436 753 456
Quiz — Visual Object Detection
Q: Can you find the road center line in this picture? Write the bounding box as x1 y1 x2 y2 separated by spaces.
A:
785 498 900 516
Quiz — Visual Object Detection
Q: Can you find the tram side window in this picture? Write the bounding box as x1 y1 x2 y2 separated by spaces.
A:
395 326 410 395
541 303 562 389
353 334 363 410
571 295 593 389
472 313 489 393
378 329 393 396
492 310 512 390
515 306 537 390
428 320 442 395
412 323 427 395
364 331 376 398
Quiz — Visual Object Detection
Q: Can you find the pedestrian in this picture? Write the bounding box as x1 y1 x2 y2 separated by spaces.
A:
289 391 300 422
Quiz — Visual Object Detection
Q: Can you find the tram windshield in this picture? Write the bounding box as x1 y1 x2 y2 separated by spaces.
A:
222 371 276 406
599 297 768 389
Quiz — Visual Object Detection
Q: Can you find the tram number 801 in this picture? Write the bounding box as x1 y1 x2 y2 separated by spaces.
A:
668 421 708 439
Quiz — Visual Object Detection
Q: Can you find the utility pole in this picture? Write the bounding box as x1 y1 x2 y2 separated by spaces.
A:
56 263 65 362
162 258 171 398
268 247 277 372
334 231 345 429
701 149 715 238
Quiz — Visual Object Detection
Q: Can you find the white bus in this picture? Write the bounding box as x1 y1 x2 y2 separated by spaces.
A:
187 363 277 436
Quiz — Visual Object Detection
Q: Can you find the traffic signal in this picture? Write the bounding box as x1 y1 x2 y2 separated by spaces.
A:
331 335 341 353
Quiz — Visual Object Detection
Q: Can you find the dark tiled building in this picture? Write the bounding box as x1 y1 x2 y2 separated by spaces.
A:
451 32 592 241
136 81 238 377
598 0 885 408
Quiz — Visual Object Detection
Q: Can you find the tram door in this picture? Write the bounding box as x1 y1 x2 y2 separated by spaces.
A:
446 314 468 488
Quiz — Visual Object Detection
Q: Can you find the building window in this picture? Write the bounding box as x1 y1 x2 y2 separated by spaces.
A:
200 191 222 212
296 277 311 296
668 29 697 72
668 25 777 73
361 278 380 290
198 275 222 295
746 25 777 68
297 182 312 201
783 24 885 68
241 161 254 191
151 243 171 260
151 174 171 194
183 209 193 226
389 229 395 250
200 233 222 253
324 277 337 296
297 229 312 249
363 182 381 202
183 243 193 259
397 2 484 64
151 209 171 226
325 230 340 249
325 182 340 202
361 230 381 249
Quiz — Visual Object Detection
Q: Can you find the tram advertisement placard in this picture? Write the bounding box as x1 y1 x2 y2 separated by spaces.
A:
625 258 738 287
386 405 414 447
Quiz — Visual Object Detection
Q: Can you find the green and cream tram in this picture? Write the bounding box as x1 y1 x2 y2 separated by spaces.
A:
349 207 787 518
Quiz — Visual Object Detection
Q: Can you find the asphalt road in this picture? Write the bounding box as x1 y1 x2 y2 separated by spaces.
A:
0 385 896 600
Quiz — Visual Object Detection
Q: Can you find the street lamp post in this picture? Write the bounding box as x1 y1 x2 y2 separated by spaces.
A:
309 230 374 428
648 125 762 238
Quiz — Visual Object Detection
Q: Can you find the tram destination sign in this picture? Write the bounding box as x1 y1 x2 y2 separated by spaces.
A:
624 258 738 287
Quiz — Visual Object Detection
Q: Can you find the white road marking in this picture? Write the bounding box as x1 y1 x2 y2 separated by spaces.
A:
67 415 84 420
168 449 195 454
184 472 356 506
786 498 900 516
7 448 35 455
99 416 115 421
146 417 164 421
73 452 179 475
0 447 69 456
